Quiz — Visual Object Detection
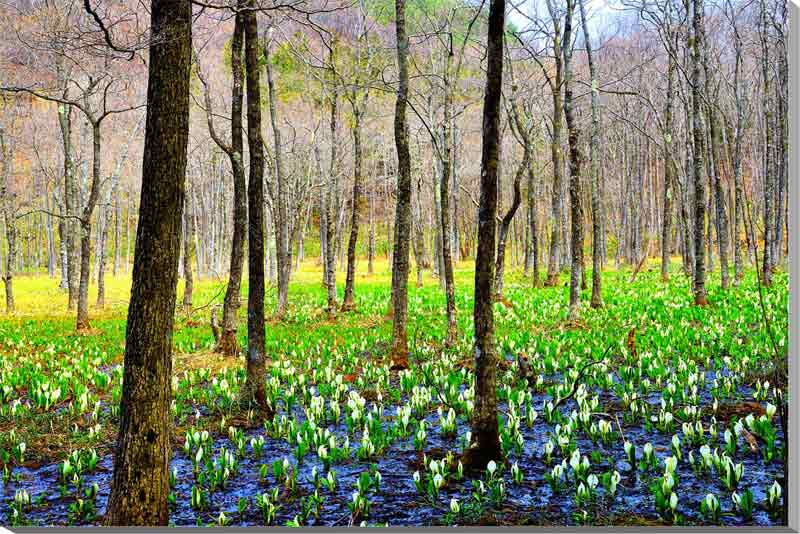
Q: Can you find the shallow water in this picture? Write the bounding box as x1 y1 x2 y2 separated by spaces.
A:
5 379 784 527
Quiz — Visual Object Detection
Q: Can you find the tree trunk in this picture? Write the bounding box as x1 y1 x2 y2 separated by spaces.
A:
412 173 426 288
242 2 268 408
563 0 584 321
113 179 122 276
3 217 14 314
96 205 110 308
691 0 708 305
0 130 15 314
759 0 774 287
59 193 68 289
526 165 540 287
579 0 603 306
45 189 56 278
319 150 328 273
264 35 291 317
215 13 245 356
97 120 138 309
342 111 364 310
105 0 191 524
324 49 339 315
182 194 194 311
76 121 104 331
57 101 79 308
432 155 444 285
544 16 564 287
731 17 745 286
440 37 457 345
463 0 504 469
452 128 462 264
681 91 696 278
701 40 729 290
774 11 787 266
75 210 90 329
390 0 412 368
496 98 527 300
709 107 729 290
368 174 375 275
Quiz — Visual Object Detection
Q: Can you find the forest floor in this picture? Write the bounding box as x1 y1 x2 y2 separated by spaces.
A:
0 258 788 526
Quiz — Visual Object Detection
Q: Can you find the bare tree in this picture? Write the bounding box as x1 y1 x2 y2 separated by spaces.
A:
197 12 246 355
340 6 374 311
562 0 584 321
758 0 773 287
389 0 412 369
463 0 504 470
242 0 268 408
0 122 17 313
578 0 604 307
691 0 708 305
263 25 292 318
105 0 192 524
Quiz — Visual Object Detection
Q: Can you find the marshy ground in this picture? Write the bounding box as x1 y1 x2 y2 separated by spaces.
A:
0 259 788 526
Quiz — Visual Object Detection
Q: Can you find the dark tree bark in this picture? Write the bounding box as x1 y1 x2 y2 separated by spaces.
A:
440 34 457 345
264 33 291 318
544 4 564 287
324 45 339 315
730 6 745 285
563 0 584 321
497 95 528 299
463 0 505 469
105 0 191 524
691 0 708 305
202 12 245 355
390 0 412 368
578 0 603 306
242 3 268 408
494 163 523 300
773 3 787 265
182 193 194 312
759 0 774 287
342 110 364 310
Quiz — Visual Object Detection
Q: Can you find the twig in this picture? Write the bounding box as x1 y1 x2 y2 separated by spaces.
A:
181 283 227 318
551 342 615 412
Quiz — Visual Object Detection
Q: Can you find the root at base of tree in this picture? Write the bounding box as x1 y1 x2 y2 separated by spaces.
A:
459 436 503 471
388 346 409 370
215 330 238 357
